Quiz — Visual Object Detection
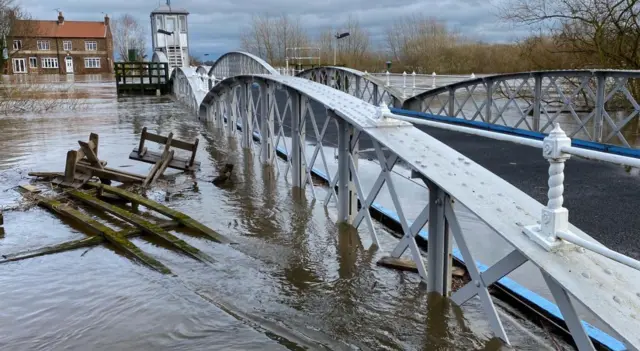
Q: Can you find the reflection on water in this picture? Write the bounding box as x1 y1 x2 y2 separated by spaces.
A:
0 75 564 350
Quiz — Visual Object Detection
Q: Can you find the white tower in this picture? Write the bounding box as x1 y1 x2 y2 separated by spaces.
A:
150 0 190 67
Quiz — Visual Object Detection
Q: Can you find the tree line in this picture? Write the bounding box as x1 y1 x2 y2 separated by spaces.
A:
238 0 640 74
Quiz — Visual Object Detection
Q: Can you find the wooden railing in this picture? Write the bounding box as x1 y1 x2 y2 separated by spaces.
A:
114 62 169 95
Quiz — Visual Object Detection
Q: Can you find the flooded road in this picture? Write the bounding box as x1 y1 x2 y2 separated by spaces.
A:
0 75 566 350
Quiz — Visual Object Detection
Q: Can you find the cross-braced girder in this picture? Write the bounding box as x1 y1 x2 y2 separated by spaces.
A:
169 64 640 351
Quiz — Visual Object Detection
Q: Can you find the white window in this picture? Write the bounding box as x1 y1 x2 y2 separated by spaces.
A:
12 58 26 73
84 57 101 68
29 57 37 68
156 15 163 30
63 41 72 51
85 41 97 51
41 57 59 68
12 40 22 50
179 15 186 32
37 40 50 50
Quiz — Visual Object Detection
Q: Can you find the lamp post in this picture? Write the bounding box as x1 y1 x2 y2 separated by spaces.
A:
334 32 350 66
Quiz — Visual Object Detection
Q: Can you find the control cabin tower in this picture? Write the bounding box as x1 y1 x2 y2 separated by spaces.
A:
150 0 190 67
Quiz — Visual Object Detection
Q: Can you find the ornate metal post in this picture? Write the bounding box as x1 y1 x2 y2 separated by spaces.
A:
523 123 572 250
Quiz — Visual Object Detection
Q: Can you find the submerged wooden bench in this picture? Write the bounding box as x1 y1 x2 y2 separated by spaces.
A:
52 133 146 188
129 127 200 172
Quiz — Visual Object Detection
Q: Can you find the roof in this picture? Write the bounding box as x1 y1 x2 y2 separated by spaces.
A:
151 5 189 15
11 19 108 38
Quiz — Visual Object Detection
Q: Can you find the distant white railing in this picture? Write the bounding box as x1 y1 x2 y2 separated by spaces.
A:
383 108 640 272
369 71 476 89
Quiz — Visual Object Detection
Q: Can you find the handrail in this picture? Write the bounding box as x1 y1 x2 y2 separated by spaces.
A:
383 111 640 169
384 108 640 271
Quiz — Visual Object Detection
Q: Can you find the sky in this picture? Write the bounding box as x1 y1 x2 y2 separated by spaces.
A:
15 0 533 60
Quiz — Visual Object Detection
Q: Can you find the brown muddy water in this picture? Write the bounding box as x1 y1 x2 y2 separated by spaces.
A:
0 75 567 350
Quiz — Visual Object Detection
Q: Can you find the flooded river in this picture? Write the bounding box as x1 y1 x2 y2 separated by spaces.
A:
0 75 570 350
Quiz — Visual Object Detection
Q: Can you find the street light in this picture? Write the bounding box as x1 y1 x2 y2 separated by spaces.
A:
334 31 350 66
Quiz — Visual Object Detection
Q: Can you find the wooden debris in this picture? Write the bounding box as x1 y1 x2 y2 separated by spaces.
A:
212 163 234 186
36 195 172 274
377 256 466 277
67 190 214 263
18 184 41 194
0 221 178 264
85 182 233 244
130 127 201 171
28 171 64 179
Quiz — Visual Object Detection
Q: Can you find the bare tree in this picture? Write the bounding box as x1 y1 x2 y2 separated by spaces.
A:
240 13 309 66
0 0 32 73
111 14 147 61
385 15 461 73
498 0 640 69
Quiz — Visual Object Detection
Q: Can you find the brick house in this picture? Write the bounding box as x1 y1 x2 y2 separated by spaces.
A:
7 12 114 75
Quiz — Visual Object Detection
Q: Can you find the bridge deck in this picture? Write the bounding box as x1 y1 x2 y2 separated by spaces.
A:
364 124 640 348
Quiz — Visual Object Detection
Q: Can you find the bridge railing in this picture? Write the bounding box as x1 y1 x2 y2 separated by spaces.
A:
385 109 640 270
185 74 640 351
401 70 640 148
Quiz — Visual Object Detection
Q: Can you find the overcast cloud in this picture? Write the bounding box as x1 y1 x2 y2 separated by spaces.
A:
16 0 532 59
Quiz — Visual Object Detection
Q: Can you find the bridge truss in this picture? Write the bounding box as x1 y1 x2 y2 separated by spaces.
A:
167 53 640 351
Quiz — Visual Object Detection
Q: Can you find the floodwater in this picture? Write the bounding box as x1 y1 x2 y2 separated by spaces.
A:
0 75 570 350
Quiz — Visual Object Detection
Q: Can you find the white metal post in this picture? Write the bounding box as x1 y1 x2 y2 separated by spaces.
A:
242 81 253 149
432 72 436 88
426 179 452 296
337 117 358 224
290 91 305 188
227 88 236 135
259 83 273 164
523 123 572 251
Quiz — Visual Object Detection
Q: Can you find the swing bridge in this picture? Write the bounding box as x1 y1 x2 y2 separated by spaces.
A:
154 50 640 351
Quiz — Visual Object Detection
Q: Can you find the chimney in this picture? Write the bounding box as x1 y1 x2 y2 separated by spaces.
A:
57 11 64 24
104 14 110 26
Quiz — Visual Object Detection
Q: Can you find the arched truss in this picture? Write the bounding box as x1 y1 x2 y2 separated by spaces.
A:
152 51 174 77
402 70 640 147
296 66 405 107
167 70 639 350
207 51 279 81
152 51 168 63
196 65 210 75
172 67 208 112
193 73 638 351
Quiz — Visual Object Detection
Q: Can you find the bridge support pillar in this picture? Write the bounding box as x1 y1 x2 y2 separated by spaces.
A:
260 83 274 165
226 87 237 136
337 116 359 225
290 91 306 189
404 174 452 296
242 81 253 149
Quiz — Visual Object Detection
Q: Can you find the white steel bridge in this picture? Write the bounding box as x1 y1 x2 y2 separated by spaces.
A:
154 51 640 351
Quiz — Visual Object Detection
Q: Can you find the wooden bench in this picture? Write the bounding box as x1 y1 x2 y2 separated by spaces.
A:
129 127 200 172
53 133 147 188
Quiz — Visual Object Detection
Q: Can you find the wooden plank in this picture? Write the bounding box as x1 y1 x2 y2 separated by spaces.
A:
84 183 233 244
67 190 214 263
35 196 172 274
151 150 174 185
129 148 200 171
0 221 179 265
144 131 195 151
143 159 164 188
377 256 466 277
29 172 64 179
18 184 41 193
64 150 78 183
76 164 144 184
52 172 93 189
137 127 147 156
78 141 103 169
